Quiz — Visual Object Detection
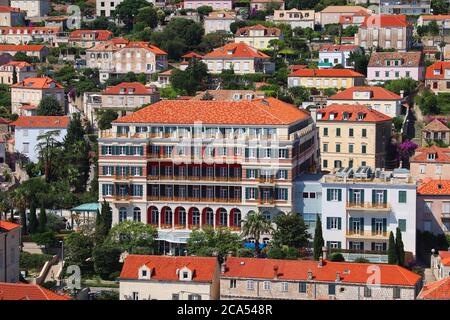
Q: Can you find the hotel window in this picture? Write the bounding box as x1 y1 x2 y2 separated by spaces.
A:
362 145 367 154
385 71 389 77
299 282 307 293
247 280 255 291
398 191 407 203
405 71 410 78
349 144 354 153
281 282 288 292
323 127 328 136
328 284 336 295
323 143 328 152
323 159 328 168
375 71 380 77
279 149 288 159
362 129 367 137
327 189 342 201
263 281 271 291
326 217 341 230
277 170 288 180
398 219 406 232
349 128 354 137
336 144 341 153
395 71 399 78
336 128 341 137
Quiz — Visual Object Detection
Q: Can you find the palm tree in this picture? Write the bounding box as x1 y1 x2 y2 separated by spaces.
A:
241 212 273 258
36 130 62 182
11 187 28 234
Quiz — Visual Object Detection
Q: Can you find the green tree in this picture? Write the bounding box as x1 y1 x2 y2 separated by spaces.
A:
38 205 47 233
95 200 112 245
37 96 64 116
415 89 439 115
36 130 63 182
64 113 85 148
92 244 123 279
186 227 242 257
384 78 417 97
330 253 345 262
113 0 150 31
31 231 57 248
64 232 93 266
97 109 118 130
105 220 157 254
388 231 397 264
272 213 310 248
348 50 369 76
241 212 273 257
170 60 208 96
12 67 17 84
28 203 39 234
431 0 449 15
396 227 405 267
135 5 158 29
196 5 213 16
313 216 324 260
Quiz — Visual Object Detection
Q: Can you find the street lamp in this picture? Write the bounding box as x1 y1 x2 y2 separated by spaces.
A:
59 240 64 266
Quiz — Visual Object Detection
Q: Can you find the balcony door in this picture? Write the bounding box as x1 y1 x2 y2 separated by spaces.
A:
374 219 384 235
352 219 361 234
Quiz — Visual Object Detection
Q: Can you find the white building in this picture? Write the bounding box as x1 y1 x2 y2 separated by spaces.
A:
379 0 431 15
271 9 315 29
204 11 237 35
0 220 21 283
12 116 69 163
10 0 50 18
0 7 25 27
321 167 417 262
318 45 362 69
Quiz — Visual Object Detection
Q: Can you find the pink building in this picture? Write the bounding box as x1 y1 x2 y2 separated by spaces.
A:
410 146 450 181
367 51 424 85
183 0 232 11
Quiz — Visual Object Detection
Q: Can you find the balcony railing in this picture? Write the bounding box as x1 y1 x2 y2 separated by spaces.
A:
259 176 275 184
114 175 130 180
346 231 389 239
145 196 242 203
346 202 391 211
259 199 275 205
114 195 131 201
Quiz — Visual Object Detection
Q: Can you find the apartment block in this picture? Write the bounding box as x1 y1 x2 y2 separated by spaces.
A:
421 119 450 146
0 44 49 61
317 6 372 26
0 220 21 283
183 0 232 11
318 45 362 69
204 11 237 35
0 27 60 45
367 52 425 84
68 29 113 49
379 0 431 15
0 61 37 85
410 146 450 180
98 98 319 253
313 104 392 171
271 9 315 29
288 69 366 90
10 0 50 18
425 61 450 93
234 24 282 50
96 0 124 17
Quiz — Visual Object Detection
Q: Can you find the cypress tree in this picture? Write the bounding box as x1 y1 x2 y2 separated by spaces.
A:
396 227 405 266
95 208 105 245
38 205 47 233
28 203 39 234
20 209 27 235
313 215 324 260
12 67 17 84
102 200 112 231
388 231 397 264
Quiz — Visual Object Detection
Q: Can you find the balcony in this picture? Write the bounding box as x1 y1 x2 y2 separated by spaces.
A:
259 199 275 205
113 195 131 202
114 175 130 181
346 202 391 212
145 196 242 204
346 231 389 240
259 176 275 184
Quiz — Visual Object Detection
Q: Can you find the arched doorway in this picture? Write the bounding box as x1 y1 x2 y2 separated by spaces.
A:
148 206 159 226
161 206 172 228
230 208 241 229
216 208 227 227
175 207 186 227
133 207 141 222
189 207 200 229
203 207 214 227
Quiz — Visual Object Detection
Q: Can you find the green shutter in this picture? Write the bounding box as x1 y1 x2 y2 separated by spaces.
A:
371 218 375 233
140 147 144 155
338 189 342 201
139 167 143 176
349 189 354 203
254 188 258 199
383 190 387 204
349 217 353 229
101 146 106 155
245 188 249 199
326 217 331 229
382 218 387 232
337 218 341 230
360 217 364 231
371 242 375 251
349 241 353 248
372 190 376 204
361 189 365 203
327 189 331 201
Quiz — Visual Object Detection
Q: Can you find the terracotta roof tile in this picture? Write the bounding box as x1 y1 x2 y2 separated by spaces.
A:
368 52 423 68
329 86 401 100
411 146 450 163
426 61 450 79
0 220 20 232
222 257 421 286
3 61 32 68
123 42 167 55
12 116 69 129
11 77 63 89
0 44 46 52
321 6 369 13
235 24 281 37
421 15 450 21
417 180 450 195
319 45 360 52
0 283 70 300
103 82 157 95
113 97 311 125
0 7 21 13
182 52 204 59
288 69 365 78
361 15 409 28
190 90 264 101
203 42 269 59
69 30 113 41
439 251 450 266
119 255 218 282
423 119 450 132
418 277 450 299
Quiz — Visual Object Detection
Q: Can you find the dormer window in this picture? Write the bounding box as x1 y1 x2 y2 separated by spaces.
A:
182 272 189 279
357 113 365 121
138 265 152 280
427 153 437 160
227 50 233 55
178 266 193 281
233 93 241 101
343 112 349 120
142 270 147 277
329 113 335 120
317 113 323 120
434 69 441 76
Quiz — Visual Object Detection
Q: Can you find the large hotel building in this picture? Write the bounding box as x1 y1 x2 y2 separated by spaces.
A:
98 97 319 253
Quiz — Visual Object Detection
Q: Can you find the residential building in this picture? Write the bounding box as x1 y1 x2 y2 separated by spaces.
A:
327 86 403 118
431 250 450 280
379 0 431 15
83 82 160 125
0 282 70 300
190 90 265 101
234 25 282 50
317 6 372 26
156 69 172 88
410 146 450 180
250 0 284 11
0 7 25 27
183 0 232 11
220 255 422 300
355 15 413 51
10 0 50 18
119 255 220 300
0 220 20 283
418 277 450 300
293 174 323 237
44 16 68 30
204 11 237 35
318 45 362 69
0 44 49 61
11 77 65 115
421 119 450 146
321 167 417 261
87 40 168 83
98 97 319 252
68 30 113 49
338 10 370 28
0 27 60 45
0 61 37 85
179 52 203 71
12 116 69 163
288 69 366 90
271 9 315 29
425 61 450 93
416 179 450 235
418 15 450 36
367 52 424 84
313 104 392 170
202 42 274 75
96 0 124 17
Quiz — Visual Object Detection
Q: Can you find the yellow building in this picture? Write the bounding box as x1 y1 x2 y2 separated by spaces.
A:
312 104 392 171
234 24 282 50
288 69 366 89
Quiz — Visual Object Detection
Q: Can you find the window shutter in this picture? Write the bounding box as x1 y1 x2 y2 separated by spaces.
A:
371 242 375 251
254 188 258 199
383 190 387 204
101 146 106 155
337 218 341 230
284 189 288 200
349 189 354 203
245 148 249 158
361 189 365 203
112 146 117 155
360 217 364 231
382 218 387 232
139 167 143 176
383 243 387 251
349 241 353 248
125 167 129 175
371 218 375 232
360 242 364 249
327 189 331 201
102 184 106 195
372 190 376 204
245 188 249 199
349 217 353 228
338 189 342 201
326 217 331 229
102 166 106 175
337 242 341 249
140 147 144 155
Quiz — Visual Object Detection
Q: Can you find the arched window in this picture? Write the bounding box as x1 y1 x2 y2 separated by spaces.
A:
150 207 158 225
164 208 172 225
219 208 227 227
205 208 214 226
233 209 241 227
119 207 127 222
133 207 141 222
178 208 186 225
192 208 200 226
262 211 272 221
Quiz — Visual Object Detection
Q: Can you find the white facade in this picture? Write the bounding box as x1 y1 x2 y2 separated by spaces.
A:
14 126 67 163
96 0 124 17
319 47 361 69
0 224 21 283
321 169 417 258
10 0 50 18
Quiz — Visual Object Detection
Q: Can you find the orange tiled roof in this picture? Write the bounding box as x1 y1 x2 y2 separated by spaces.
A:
368 51 423 68
11 77 63 89
235 24 281 37
422 119 450 132
411 146 450 163
317 104 392 122
103 82 157 95
361 15 409 28
12 116 69 129
2 61 32 68
439 251 450 266
0 220 20 232
0 44 46 52
417 180 450 195
288 69 365 78
321 6 369 13
329 86 401 100
123 42 167 55
69 29 113 41
113 97 311 125
426 61 450 79
182 52 204 59
0 283 70 300
319 45 360 52
222 257 421 286
421 15 450 21
0 6 21 13
119 255 218 282
203 42 269 59
418 277 450 300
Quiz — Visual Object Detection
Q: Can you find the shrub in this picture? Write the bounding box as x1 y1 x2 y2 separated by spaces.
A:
330 253 345 262
31 231 58 248
353 257 370 263
20 252 53 271
41 280 57 289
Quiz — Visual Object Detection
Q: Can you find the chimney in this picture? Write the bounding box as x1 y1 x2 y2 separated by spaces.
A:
310 107 317 123
400 90 404 99
336 271 341 282
307 270 313 280
221 256 227 274
273 265 279 280
322 246 328 260
318 258 323 268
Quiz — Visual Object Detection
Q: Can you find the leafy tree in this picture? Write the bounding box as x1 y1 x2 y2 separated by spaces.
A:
36 130 63 182
384 78 417 97
64 232 93 266
113 0 150 31
197 5 213 16
388 231 397 264
266 245 300 260
241 212 273 257
97 109 118 130
105 220 157 254
431 0 449 15
342 25 358 37
330 253 345 262
272 213 310 248
28 203 39 234
92 244 123 279
353 257 370 263
170 60 208 95
31 231 57 248
230 21 248 34
135 6 158 29
38 205 47 233
64 113 85 148
187 227 242 257
396 227 405 266
415 89 439 115
392 116 404 133
95 200 112 245
198 32 232 53
348 50 369 76
37 96 64 116
313 216 324 261
287 86 310 106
